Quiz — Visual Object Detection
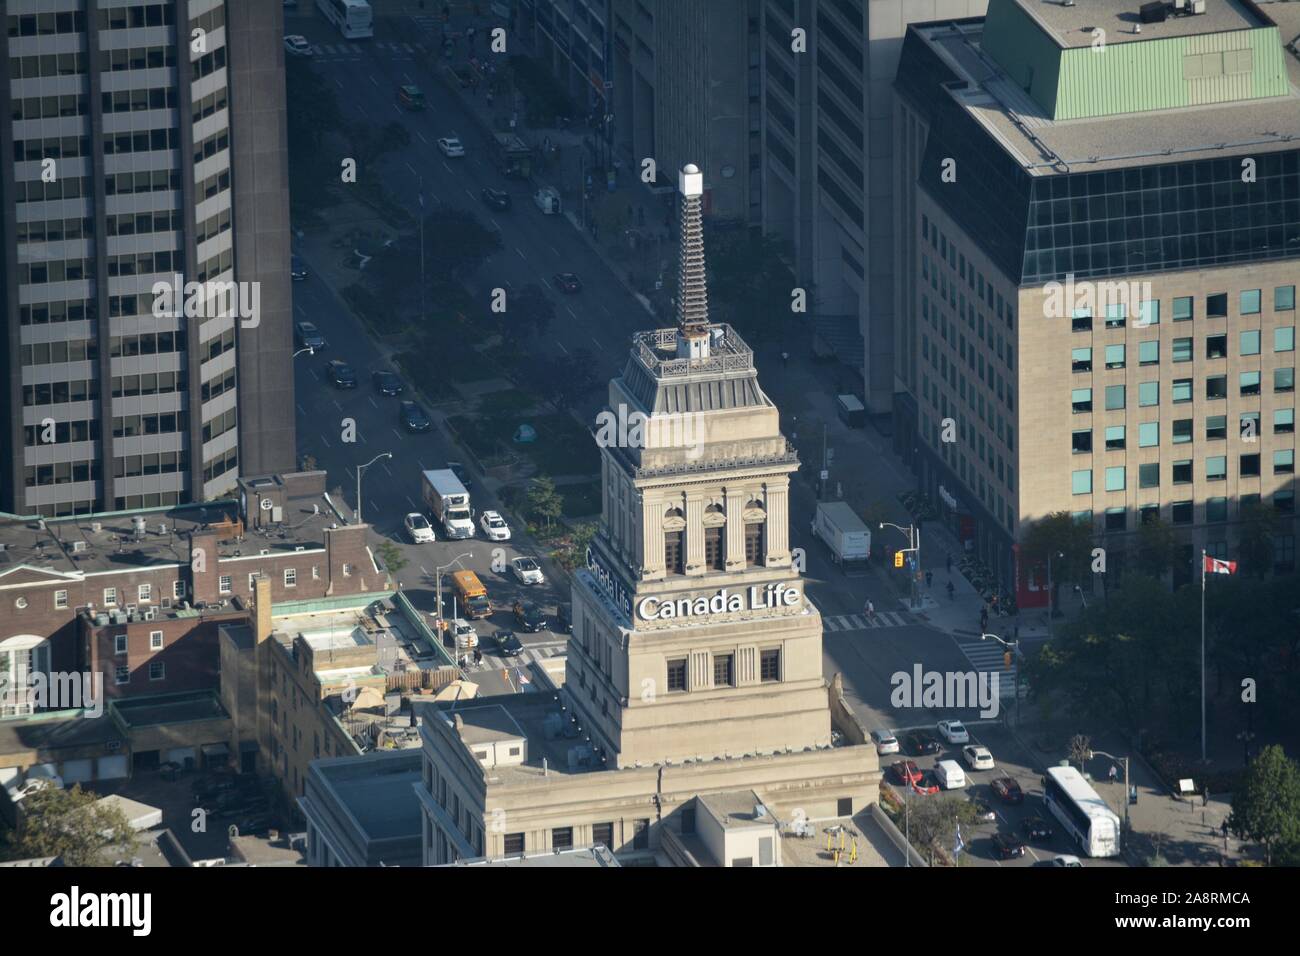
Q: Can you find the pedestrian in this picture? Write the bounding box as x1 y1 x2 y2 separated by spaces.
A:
1108 765 1118 784
781 350 789 367
1203 788 1209 808
864 599 875 621
925 569 933 589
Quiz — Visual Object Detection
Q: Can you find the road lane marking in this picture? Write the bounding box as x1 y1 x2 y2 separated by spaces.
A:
550 245 560 257
418 459 427 470
406 161 418 176
403 73 413 83
408 497 418 509
556 340 568 355
333 399 342 411
442 161 452 173
465 189 475 200
382 462 392 476
369 74 379 87
297 404 306 415
393 428 404 441
320 435 331 448
566 306 577 320
592 336 602 349
416 130 429 144
369 396 378 408
516 247 527 261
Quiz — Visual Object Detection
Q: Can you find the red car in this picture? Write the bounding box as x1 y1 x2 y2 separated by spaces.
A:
992 776 1024 804
891 760 922 786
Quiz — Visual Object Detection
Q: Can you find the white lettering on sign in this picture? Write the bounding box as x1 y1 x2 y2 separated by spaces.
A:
637 583 800 621
586 547 632 616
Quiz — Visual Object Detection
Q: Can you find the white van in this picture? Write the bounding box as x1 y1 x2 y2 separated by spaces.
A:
935 759 966 790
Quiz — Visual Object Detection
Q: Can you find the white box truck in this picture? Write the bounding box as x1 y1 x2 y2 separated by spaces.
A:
812 501 871 565
422 469 475 540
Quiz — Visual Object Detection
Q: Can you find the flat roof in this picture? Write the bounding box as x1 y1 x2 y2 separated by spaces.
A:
1015 0 1269 49
311 749 425 843
450 846 620 867
920 20 1300 174
697 789 774 829
446 703 528 747
436 693 609 781
272 604 446 678
112 691 228 727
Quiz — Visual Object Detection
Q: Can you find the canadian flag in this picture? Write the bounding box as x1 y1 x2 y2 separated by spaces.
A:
1204 555 1237 575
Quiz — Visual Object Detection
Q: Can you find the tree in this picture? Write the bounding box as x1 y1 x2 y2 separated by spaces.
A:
526 475 563 531
907 795 978 866
1135 516 1178 580
4 784 136 866
1229 745 1300 866
1068 734 1092 773
506 283 555 337
375 540 408 577
1237 501 1277 579
1020 511 1094 609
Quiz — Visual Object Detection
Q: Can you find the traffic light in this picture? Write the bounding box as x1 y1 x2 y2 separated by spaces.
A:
1004 650 1013 669
894 551 904 568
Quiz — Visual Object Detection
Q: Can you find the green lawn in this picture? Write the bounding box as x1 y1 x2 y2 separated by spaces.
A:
515 413 600 477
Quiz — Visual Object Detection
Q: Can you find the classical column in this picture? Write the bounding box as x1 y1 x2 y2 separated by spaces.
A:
765 483 791 565
641 494 664 578
724 486 746 569
684 493 705 574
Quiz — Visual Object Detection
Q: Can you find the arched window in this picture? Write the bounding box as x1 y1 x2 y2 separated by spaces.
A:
663 507 685 574
743 500 767 567
703 504 726 570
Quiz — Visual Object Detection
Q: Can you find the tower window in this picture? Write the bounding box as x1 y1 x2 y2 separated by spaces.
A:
704 526 724 570
664 530 684 574
714 653 734 687
667 658 687 692
744 522 765 566
760 648 780 682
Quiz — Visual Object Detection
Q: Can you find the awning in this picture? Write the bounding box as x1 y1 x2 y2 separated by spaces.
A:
200 743 230 757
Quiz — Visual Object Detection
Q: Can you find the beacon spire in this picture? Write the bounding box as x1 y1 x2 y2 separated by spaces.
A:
675 164 711 360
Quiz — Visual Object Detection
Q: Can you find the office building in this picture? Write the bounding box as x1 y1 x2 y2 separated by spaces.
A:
414 165 878 865
894 0 1300 591
1 0 296 518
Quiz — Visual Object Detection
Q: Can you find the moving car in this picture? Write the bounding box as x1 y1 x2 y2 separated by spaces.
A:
438 136 465 157
480 187 511 211
397 84 426 110
904 731 942 756
448 618 478 650
1049 855 1083 867
937 719 970 744
404 512 434 544
512 599 548 633
325 360 357 388
479 510 511 541
890 760 922 786
295 321 325 351
1023 814 1055 842
283 35 312 56
553 272 582 293
511 556 545 586
962 744 994 771
991 776 1024 804
399 401 432 433
934 759 966 790
290 255 309 280
494 631 523 657
372 369 404 396
992 832 1027 859
871 729 899 756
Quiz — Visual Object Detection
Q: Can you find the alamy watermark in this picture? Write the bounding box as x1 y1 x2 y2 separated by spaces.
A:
595 404 705 460
151 273 260 327
0 670 104 718
1042 272 1155 326
890 665 1000 719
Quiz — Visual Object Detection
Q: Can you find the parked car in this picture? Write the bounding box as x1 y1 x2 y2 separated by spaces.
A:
553 272 582 293
511 556 545 586
480 187 511 211
871 729 899 756
512 599 548 633
399 401 432 433
1023 814 1055 842
479 510 511 541
290 254 309 280
437 136 465 157
904 731 942 756
891 760 922 786
494 630 523 657
937 719 970 744
283 34 312 56
372 369 404 396
962 744 994 771
397 84 426 110
991 776 1025 804
404 512 434 544
969 798 997 823
324 360 357 388
294 321 325 351
992 832 1027 859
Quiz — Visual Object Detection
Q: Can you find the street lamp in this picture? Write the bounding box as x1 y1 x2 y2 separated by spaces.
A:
292 346 315 359
1046 550 1064 638
355 452 392 525
981 631 1020 727
1089 748 1131 834
881 521 922 610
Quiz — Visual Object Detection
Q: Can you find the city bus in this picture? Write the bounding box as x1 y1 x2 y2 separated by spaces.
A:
317 0 372 38
1042 765 1121 858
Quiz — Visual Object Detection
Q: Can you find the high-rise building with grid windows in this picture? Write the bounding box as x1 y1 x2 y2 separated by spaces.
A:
1 0 295 518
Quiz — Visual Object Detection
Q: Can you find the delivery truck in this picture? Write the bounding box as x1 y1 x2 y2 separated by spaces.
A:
422 469 475 540
812 501 871 565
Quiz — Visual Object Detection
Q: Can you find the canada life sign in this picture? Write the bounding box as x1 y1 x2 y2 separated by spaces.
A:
637 582 801 621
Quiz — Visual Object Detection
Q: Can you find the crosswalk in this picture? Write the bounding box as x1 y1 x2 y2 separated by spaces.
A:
955 636 1018 698
310 41 422 59
822 610 912 632
464 642 567 674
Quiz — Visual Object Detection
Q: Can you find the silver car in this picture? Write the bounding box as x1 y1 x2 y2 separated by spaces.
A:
871 729 900 755
510 556 545 586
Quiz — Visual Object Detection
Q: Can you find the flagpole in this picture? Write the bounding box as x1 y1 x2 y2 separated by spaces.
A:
1200 548 1207 764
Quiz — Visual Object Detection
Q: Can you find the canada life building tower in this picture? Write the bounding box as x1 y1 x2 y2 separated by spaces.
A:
570 163 870 776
